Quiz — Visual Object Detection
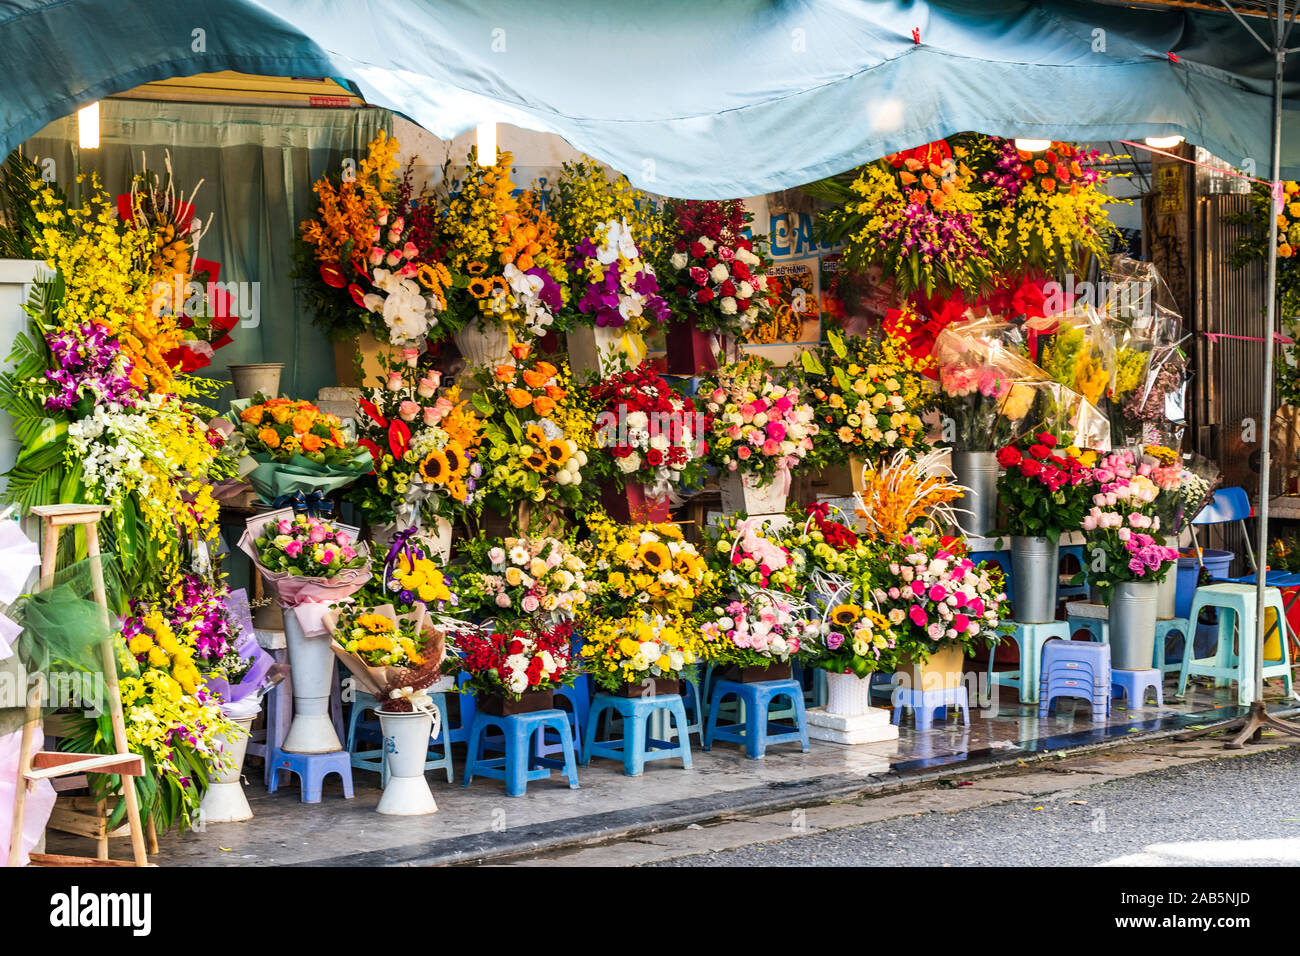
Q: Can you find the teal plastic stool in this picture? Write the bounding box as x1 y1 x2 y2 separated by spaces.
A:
988 621 1071 703
582 692 693 776
1177 583 1295 706
674 666 705 746
1153 618 1191 675
346 690 455 784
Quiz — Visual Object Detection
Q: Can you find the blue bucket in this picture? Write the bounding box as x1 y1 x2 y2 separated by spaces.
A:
1175 549 1234 619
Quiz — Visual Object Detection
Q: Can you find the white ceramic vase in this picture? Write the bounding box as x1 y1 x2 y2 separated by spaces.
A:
198 716 255 823
282 607 344 753
825 672 873 717
376 708 438 816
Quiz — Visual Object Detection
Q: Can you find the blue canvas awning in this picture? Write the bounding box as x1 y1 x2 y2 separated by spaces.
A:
1 0 1295 196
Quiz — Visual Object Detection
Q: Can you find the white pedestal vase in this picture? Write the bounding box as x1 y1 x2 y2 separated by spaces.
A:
198 716 255 823
376 708 438 816
806 671 899 745
719 470 788 516
454 319 512 370
282 606 344 754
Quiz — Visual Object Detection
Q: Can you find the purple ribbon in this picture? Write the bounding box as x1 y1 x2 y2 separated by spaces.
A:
385 526 421 573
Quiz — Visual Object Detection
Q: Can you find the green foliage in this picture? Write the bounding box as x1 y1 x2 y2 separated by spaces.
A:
0 150 57 259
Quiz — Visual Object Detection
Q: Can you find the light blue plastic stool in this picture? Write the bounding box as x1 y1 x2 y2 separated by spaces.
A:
1177 582 1295 706
266 747 354 803
1112 668 1163 709
674 666 705 746
891 685 970 729
1057 544 1090 601
987 621 1071 703
1038 639 1111 718
346 690 455 784
537 677 591 759
583 693 693 775
1153 618 1191 675
703 678 811 759
462 709 579 797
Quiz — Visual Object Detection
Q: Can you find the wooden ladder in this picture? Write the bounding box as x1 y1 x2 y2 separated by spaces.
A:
6 504 149 867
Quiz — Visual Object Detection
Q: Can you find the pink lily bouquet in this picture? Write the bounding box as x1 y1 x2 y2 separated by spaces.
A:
870 534 1010 661
699 359 819 485
1080 450 1178 583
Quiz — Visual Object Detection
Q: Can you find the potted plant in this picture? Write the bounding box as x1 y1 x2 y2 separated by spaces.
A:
1078 451 1179 670
994 432 1094 623
698 358 819 515
871 533 1011 692
587 363 705 523
805 600 900 713
449 620 577 715
700 596 821 683
657 199 775 373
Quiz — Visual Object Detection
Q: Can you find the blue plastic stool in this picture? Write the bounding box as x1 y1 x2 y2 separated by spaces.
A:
1057 544 1090 601
266 747 354 803
538 677 591 759
891 685 970 729
583 692 693 775
675 666 705 746
703 679 810 759
1111 668 1163 709
447 672 479 745
987 621 1071 703
1066 602 1109 643
1153 618 1191 675
1038 639 1111 718
970 548 1013 608
345 690 384 776
1177 582 1295 706
462 709 579 797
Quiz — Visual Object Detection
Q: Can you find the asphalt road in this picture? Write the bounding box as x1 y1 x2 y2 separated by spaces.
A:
654 744 1300 867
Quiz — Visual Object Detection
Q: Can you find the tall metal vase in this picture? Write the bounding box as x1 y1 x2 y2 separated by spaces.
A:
1155 566 1178 620
1010 536 1059 624
1109 580 1158 670
950 450 999 537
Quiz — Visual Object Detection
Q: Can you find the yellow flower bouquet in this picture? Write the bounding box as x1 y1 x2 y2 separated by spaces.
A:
579 608 711 694
582 513 713 615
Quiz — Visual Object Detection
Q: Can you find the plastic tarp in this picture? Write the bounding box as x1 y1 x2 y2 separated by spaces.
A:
2 0 1299 196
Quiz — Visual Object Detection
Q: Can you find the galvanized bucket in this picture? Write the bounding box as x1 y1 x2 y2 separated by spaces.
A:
1011 536 1059 623
1109 580 1159 670
951 450 999 537
1155 567 1178 620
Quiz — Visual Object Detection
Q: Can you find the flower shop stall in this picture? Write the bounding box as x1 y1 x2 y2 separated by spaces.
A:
5 0 1300 866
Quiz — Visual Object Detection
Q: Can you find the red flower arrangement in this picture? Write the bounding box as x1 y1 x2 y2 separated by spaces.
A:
994 432 1095 539
804 503 859 551
450 621 577 700
588 364 706 495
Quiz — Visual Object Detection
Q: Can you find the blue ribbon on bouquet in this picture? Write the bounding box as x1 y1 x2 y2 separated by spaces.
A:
273 490 335 518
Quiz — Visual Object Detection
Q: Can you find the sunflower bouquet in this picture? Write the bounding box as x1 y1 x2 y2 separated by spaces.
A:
348 355 484 527
231 394 372 501
578 608 710 693
471 347 594 523
324 602 446 699
803 600 899 677
582 513 712 615
436 148 569 342
797 328 931 467
453 534 595 624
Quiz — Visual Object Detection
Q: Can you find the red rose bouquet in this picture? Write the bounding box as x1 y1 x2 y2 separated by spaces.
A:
994 432 1095 540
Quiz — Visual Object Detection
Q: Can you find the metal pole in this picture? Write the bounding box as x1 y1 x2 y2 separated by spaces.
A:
1253 2 1286 708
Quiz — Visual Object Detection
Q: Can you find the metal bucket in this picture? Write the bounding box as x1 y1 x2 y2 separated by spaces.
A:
1156 568 1177 620
1010 536 1059 623
1109 580 1159 670
951 450 999 537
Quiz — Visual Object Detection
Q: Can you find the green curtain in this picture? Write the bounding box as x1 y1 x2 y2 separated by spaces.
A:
22 98 392 402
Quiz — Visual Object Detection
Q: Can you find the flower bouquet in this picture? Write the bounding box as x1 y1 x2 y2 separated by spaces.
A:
323 602 446 700
805 600 899 679
588 363 704 520
454 534 594 624
704 514 808 594
814 137 993 298
870 532 1010 687
699 595 823 682
349 356 484 545
436 149 568 362
658 199 775 372
579 608 709 695
296 130 453 347
565 218 671 375
698 358 818 515
470 348 592 528
231 394 373 503
448 620 577 714
583 514 711 615
797 328 930 476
